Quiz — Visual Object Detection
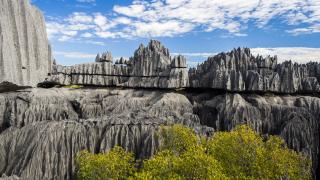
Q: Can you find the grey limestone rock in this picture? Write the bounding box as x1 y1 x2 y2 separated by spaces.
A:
0 0 52 86
189 48 320 93
47 40 190 89
45 43 320 94
1 88 320 179
0 88 213 179
98 51 113 62
171 55 187 68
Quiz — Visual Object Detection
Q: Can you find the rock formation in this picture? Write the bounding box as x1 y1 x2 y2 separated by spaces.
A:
190 48 320 93
2 35 319 178
189 48 320 93
0 0 52 86
0 0 320 178
47 40 190 88
0 88 213 179
0 88 319 179
45 42 320 94
96 51 112 63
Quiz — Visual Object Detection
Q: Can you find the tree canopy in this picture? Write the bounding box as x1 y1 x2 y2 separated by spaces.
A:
76 124 311 180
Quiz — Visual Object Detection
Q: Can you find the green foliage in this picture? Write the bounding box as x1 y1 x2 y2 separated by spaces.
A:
76 124 311 180
63 84 83 89
76 146 136 180
158 125 198 153
207 125 311 179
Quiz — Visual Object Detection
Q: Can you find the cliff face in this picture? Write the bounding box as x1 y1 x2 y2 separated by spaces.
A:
47 40 189 89
47 42 320 94
0 0 51 86
0 88 319 179
0 0 320 178
0 88 213 179
189 48 320 93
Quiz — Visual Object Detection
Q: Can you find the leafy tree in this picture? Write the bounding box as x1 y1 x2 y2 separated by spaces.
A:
76 146 136 180
135 125 227 179
76 124 311 180
207 125 311 179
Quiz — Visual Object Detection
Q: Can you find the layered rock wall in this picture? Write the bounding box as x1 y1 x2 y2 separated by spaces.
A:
189 48 320 93
0 0 51 86
0 88 319 179
47 41 320 94
48 40 189 88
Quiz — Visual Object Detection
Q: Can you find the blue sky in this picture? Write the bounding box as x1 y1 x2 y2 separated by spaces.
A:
31 0 320 66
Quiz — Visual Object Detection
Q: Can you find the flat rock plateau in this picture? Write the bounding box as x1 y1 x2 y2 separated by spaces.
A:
1 0 320 180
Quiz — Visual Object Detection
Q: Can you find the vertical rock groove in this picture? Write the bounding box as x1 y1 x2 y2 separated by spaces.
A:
8 0 23 84
21 0 30 83
0 0 51 86
0 24 4 79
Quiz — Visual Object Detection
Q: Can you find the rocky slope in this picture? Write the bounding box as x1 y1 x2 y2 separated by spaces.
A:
0 88 319 179
0 0 52 86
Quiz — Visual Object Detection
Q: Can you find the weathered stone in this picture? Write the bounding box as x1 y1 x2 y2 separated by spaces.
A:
1 88 320 179
189 48 320 93
99 51 113 62
46 40 189 89
0 0 52 86
171 55 187 68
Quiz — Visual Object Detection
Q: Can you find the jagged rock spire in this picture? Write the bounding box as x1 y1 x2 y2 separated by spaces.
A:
96 51 113 62
171 55 187 68
131 40 171 76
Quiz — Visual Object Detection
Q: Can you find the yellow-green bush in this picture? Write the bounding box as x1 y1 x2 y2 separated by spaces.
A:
76 125 311 180
63 84 83 89
76 146 136 180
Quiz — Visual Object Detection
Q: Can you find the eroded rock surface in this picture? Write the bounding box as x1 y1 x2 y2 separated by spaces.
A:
47 40 189 88
0 88 319 179
0 0 52 86
47 41 320 94
190 48 320 93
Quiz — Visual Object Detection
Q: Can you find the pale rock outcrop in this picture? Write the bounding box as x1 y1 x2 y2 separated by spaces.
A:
47 40 190 88
45 43 320 94
189 48 320 93
96 51 112 62
0 0 52 86
171 55 187 68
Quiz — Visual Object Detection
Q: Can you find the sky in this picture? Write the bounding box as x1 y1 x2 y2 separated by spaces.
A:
31 0 320 66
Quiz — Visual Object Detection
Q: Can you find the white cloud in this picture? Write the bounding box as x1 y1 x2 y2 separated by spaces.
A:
80 32 93 38
67 12 93 24
178 47 320 65
46 0 320 41
251 47 320 63
54 51 96 59
287 24 320 35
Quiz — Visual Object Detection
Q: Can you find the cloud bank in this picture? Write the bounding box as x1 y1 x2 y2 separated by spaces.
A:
47 0 320 42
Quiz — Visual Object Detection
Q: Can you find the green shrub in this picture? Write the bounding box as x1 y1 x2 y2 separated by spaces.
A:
63 84 83 89
76 125 311 180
